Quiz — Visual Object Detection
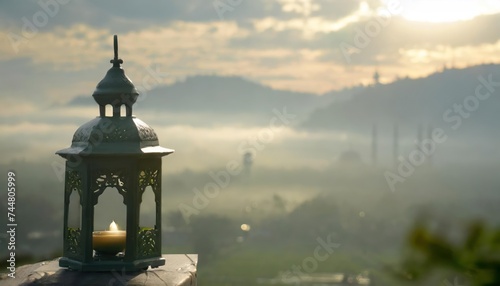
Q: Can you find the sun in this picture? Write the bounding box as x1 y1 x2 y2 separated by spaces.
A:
391 0 500 23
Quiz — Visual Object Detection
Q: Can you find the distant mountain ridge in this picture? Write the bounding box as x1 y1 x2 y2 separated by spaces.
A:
301 64 500 138
68 75 336 116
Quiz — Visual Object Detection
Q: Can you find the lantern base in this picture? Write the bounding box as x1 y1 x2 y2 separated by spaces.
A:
59 256 165 272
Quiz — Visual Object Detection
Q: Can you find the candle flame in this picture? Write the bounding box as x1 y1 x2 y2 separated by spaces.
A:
109 220 119 231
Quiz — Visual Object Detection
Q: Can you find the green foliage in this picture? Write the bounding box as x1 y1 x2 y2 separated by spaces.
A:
393 217 500 285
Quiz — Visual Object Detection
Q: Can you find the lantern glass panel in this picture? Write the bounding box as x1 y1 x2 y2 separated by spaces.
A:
94 187 126 231
67 190 81 229
140 186 156 228
93 187 127 257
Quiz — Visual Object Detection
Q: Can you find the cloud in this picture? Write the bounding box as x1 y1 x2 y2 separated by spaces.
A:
0 0 294 34
0 0 499 103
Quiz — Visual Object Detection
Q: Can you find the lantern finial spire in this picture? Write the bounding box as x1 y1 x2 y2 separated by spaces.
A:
110 35 123 67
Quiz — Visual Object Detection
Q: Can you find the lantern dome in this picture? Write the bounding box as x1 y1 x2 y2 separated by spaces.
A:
91 35 139 117
92 65 139 107
56 116 174 156
56 35 173 157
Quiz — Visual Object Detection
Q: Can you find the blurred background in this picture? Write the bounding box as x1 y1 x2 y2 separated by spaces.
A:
1 0 500 285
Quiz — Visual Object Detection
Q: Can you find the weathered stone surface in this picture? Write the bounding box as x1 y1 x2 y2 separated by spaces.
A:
0 254 197 286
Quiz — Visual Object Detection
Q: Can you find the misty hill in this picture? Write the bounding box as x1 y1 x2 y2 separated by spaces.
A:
142 75 331 113
68 75 348 125
301 64 500 139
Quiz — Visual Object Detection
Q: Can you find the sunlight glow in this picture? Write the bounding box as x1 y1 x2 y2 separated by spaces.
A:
397 0 500 23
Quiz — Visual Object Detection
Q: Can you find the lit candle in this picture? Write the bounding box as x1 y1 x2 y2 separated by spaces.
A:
92 220 126 255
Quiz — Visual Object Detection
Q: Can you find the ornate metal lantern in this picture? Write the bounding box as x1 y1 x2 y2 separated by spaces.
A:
56 35 173 271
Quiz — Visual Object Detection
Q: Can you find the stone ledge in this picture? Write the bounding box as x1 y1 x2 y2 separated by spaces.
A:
0 254 197 286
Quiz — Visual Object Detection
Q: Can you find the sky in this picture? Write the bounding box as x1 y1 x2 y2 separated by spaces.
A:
1 0 500 166
1 0 500 99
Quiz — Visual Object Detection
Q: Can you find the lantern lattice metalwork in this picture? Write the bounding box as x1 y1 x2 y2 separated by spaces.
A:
56 35 173 271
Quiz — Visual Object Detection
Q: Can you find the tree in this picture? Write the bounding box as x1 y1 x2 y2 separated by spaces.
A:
392 216 500 285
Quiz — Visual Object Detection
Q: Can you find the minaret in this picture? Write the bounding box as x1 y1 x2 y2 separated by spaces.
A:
416 123 423 150
372 123 377 166
373 70 380 85
427 123 433 166
243 151 253 176
393 123 399 168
